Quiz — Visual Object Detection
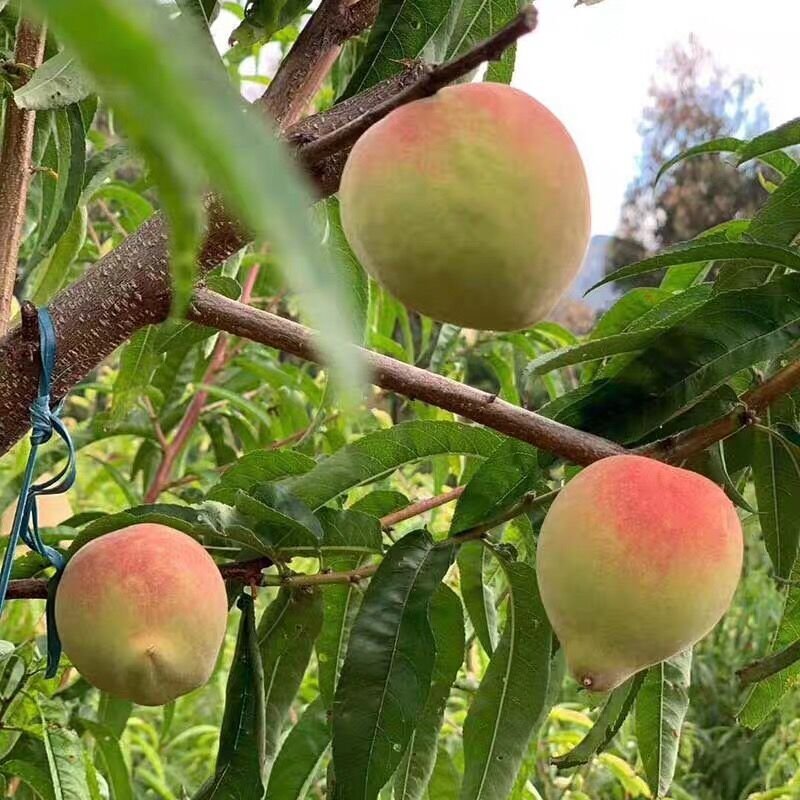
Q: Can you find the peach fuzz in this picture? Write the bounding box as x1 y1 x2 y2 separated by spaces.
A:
55 524 228 705
536 455 743 692
338 82 591 331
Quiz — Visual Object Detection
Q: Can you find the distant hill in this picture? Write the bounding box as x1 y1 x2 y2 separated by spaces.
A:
566 234 621 312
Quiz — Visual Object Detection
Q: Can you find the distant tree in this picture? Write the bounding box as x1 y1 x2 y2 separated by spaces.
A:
607 35 769 283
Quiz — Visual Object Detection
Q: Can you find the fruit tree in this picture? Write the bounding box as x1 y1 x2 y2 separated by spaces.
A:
0 1 799 798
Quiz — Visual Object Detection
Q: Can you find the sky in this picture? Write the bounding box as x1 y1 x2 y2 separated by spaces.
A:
213 0 800 238
514 0 800 235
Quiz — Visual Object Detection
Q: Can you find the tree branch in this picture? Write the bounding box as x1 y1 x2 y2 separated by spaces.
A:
0 9 534 456
296 6 539 164
188 289 625 465
0 19 47 337
737 637 800 687
143 265 261 503
258 0 380 130
639 358 800 463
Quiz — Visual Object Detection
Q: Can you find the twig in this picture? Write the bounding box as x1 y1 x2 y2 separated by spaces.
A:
380 486 464 530
144 266 261 502
188 289 627 465
4 555 274 601
258 0 380 130
269 489 558 587
0 19 47 336
639 358 800 463
737 638 800 687
296 7 538 164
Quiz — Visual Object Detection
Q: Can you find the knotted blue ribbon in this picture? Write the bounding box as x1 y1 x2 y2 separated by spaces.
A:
0 308 75 676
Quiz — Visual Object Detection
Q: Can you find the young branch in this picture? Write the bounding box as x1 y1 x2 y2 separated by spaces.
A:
143 266 261 503
258 0 380 130
737 637 800 687
296 6 539 163
639 358 800 464
380 487 464 530
4 555 274 600
188 289 626 465
0 20 47 337
271 488 558 588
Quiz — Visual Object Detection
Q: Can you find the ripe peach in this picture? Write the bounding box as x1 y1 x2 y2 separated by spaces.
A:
55 524 228 705
536 455 743 692
338 82 591 331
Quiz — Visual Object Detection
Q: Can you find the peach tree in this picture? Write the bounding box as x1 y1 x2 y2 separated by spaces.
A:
0 1 799 798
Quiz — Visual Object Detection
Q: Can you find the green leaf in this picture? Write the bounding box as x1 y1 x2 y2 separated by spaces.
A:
752 399 800 578
446 0 520 72
235 486 323 552
590 240 800 293
323 197 369 344
40 718 93 800
97 693 132 738
350 490 410 518
195 593 266 800
749 162 800 245
635 650 692 798
80 143 136 204
36 0 363 391
332 530 454 800
77 719 132 800
342 0 453 98
738 117 800 166
451 438 539 534
655 137 743 183
36 105 86 258
316 507 383 556
460 559 552 800
266 697 330 800
739 557 800 728
14 49 93 109
458 542 498 656
394 585 465 800
27 205 88 305
544 275 800 445
553 671 645 769
112 326 161 416
258 586 324 777
206 450 315 504
290 421 503 510
426 748 461 800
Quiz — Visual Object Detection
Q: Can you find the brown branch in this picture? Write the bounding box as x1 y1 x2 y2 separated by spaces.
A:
5 555 275 600
188 289 625 465
258 0 380 130
0 10 529 456
296 6 539 163
0 20 47 337
380 487 464 530
737 638 800 687
271 488 558 587
144 266 261 503
639 358 800 463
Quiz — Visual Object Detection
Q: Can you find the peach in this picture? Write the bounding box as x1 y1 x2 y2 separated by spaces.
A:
339 82 591 331
55 524 228 705
536 455 743 692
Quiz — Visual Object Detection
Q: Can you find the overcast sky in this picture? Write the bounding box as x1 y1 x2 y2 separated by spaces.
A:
515 0 800 235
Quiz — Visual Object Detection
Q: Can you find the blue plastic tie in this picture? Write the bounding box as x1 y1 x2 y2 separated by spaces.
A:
0 308 75 676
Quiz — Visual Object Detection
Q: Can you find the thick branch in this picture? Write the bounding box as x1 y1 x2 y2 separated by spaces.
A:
188 289 625 465
258 0 380 130
0 20 47 336
0 10 533 455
